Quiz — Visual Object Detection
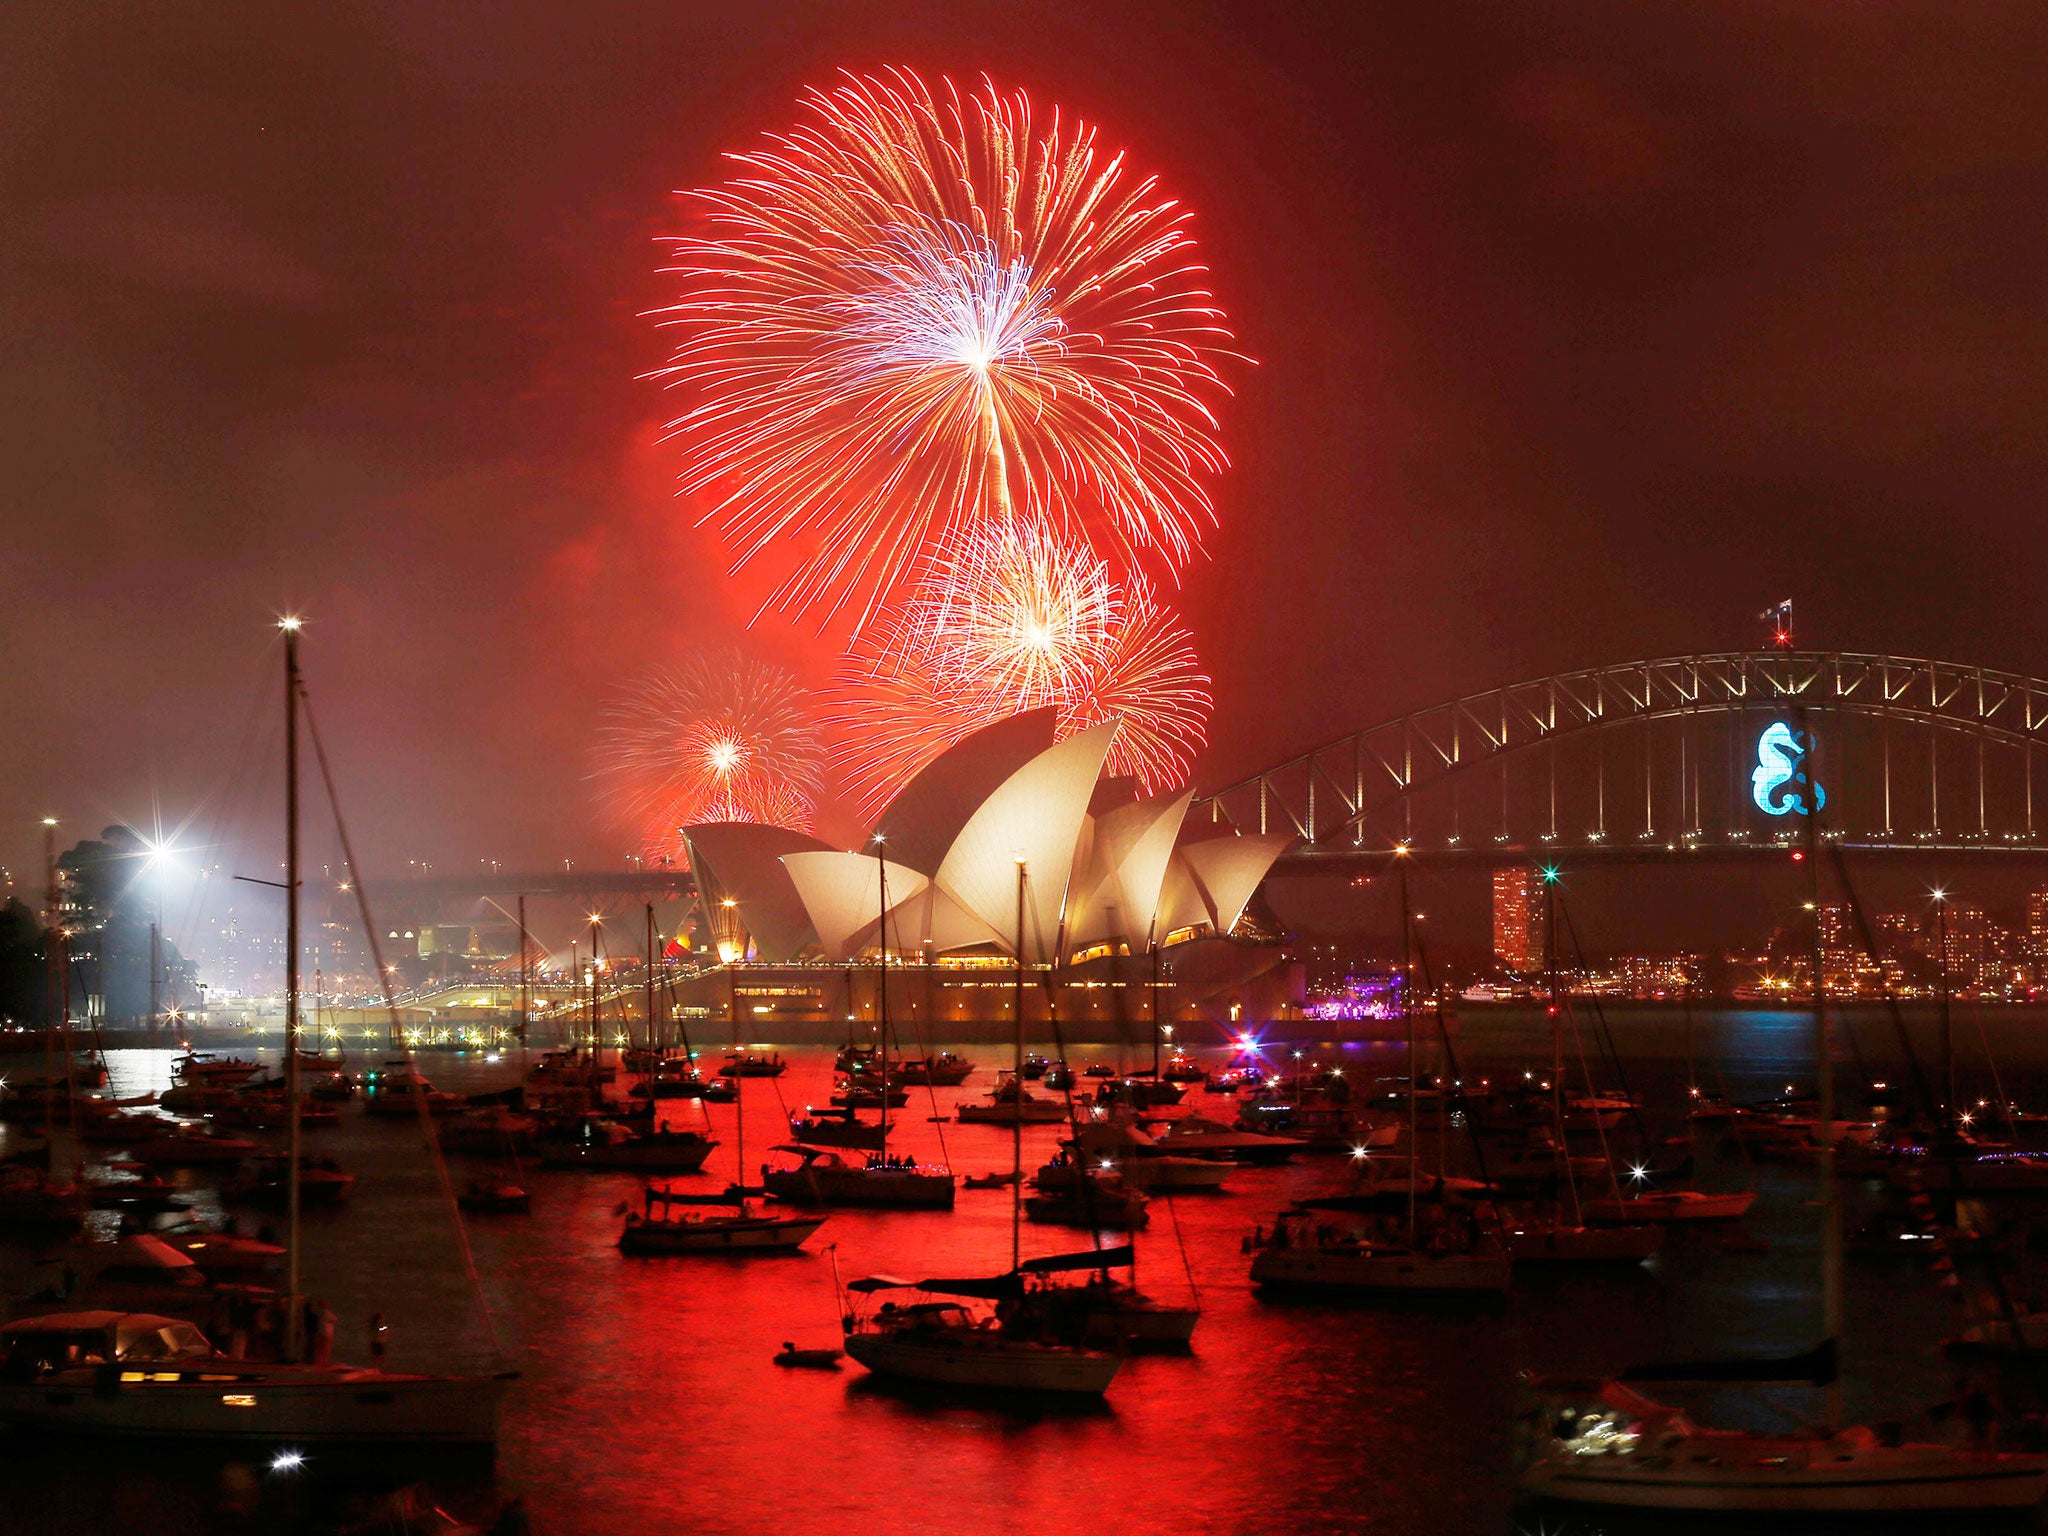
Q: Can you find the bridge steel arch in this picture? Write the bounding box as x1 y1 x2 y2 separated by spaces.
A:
1193 651 2048 857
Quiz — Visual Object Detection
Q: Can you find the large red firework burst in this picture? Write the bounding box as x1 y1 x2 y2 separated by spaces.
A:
835 521 1210 812
651 68 1237 626
593 651 826 858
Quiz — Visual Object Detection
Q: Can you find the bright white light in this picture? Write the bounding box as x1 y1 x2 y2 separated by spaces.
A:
278 616 303 633
1628 1164 1650 1182
270 1450 305 1473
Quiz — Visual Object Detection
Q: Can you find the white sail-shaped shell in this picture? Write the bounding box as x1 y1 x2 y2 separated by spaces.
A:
933 721 1119 963
682 823 837 963
780 852 930 961
1179 833 1296 937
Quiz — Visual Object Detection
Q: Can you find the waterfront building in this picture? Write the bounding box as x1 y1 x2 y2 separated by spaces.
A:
666 708 1300 1037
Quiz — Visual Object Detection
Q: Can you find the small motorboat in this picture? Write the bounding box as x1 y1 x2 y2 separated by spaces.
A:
127 1130 261 1168
956 1075 1068 1125
457 1180 531 1214
789 1105 888 1151
1025 1172 1149 1230
153 1226 287 1278
773 1341 844 1370
222 1155 355 1207
1582 1189 1757 1225
84 1174 188 1212
618 1187 824 1255
717 1053 787 1079
963 1171 1021 1190
170 1052 262 1085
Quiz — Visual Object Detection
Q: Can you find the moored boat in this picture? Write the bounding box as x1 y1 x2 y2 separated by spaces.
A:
764 1146 955 1209
839 1279 1121 1395
0 1311 508 1442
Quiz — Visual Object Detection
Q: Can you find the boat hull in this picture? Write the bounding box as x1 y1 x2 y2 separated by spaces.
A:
765 1171 956 1209
1250 1248 1511 1293
618 1213 825 1254
0 1371 507 1444
957 1104 1069 1125
843 1331 1119 1394
1584 1192 1757 1224
1522 1451 2048 1511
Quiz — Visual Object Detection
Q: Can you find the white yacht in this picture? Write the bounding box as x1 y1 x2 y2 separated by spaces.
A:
1522 1378 2048 1512
840 1280 1121 1395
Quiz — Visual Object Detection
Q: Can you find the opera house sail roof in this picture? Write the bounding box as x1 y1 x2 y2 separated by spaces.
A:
682 711 1294 968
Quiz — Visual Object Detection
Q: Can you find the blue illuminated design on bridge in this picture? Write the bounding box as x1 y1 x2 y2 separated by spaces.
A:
1751 721 1825 817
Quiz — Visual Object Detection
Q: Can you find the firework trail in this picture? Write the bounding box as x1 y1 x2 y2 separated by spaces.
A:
835 526 1210 812
651 68 1237 625
593 651 826 858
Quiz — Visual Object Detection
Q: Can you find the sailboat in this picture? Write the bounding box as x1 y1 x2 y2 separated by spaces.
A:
1247 866 1510 1295
618 892 824 1256
1505 889 1664 1267
0 619 510 1443
840 857 1121 1396
762 838 953 1210
1520 757 2048 1512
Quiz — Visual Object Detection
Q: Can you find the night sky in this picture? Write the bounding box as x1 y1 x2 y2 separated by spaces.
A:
5 2 2045 917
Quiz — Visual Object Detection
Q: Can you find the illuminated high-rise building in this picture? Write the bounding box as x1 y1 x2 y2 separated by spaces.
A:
1492 867 1547 972
2026 887 2048 961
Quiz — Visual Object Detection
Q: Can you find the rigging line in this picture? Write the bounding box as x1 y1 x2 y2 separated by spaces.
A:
1818 839 2033 1376
886 897 952 1168
1035 928 1109 1266
1553 895 1652 1160
1556 977 1627 1204
1821 842 1940 1126
296 685 506 1365
1963 997 2015 1141
1402 866 1504 1231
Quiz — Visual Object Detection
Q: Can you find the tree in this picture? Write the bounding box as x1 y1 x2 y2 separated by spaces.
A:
0 898 46 1026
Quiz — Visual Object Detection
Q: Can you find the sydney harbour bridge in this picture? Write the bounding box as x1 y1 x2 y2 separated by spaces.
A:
367 646 2048 941
1190 649 2048 872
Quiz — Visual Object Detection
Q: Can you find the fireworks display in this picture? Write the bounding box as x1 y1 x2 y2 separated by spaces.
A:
652 68 1237 625
835 526 1211 813
593 651 826 858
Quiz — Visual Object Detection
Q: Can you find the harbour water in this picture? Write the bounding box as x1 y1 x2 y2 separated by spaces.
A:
3 1005 2045 1534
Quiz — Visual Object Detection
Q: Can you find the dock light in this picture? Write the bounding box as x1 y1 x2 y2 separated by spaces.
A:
1628 1163 1650 1183
270 1450 305 1473
277 616 302 633
1350 1145 1369 1160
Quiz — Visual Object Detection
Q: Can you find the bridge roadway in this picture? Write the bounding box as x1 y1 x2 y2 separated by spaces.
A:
1276 836 2048 874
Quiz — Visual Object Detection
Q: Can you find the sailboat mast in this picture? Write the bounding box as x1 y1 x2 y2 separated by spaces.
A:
1802 713 1841 1430
41 818 61 1140
1545 874 1573 1224
644 903 657 1055
875 841 890 1146
722 898 742 1209
1013 858 1026 1275
1937 894 1955 1124
282 617 304 1360
1398 853 1416 1243
517 894 529 1047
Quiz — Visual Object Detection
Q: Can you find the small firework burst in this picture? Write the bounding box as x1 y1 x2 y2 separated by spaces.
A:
593 651 825 857
834 525 1208 812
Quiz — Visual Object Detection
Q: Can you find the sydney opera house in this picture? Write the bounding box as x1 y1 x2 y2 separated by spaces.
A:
665 709 1301 1047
